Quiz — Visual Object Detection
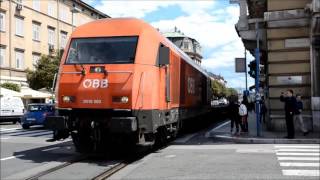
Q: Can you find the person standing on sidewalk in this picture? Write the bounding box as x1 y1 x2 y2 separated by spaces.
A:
228 96 240 136
239 100 248 133
280 89 296 139
294 94 309 136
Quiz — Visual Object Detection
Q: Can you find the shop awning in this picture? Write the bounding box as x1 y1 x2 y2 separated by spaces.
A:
0 87 23 97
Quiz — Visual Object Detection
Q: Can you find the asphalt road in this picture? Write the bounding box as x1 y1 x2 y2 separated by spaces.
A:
1 122 319 180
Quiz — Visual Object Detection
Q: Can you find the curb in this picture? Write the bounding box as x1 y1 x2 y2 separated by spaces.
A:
209 134 320 144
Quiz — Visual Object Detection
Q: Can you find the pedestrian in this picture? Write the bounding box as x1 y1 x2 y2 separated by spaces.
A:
228 96 240 136
280 89 296 139
239 100 248 133
260 96 267 123
294 94 309 136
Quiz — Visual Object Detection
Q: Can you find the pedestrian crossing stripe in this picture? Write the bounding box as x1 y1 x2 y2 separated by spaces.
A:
276 152 320 156
277 157 320 161
280 162 319 167
0 128 52 138
276 149 320 152
274 145 320 149
282 170 319 177
275 145 320 177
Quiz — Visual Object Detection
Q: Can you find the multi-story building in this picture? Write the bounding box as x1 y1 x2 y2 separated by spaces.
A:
232 0 320 131
162 27 202 65
0 0 109 85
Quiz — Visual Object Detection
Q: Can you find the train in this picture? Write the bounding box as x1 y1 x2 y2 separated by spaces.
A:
45 18 213 152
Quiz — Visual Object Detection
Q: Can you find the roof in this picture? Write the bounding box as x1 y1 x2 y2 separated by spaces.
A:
20 87 52 99
162 31 187 38
75 0 110 18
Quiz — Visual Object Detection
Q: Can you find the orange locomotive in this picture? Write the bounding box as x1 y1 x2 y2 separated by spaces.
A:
46 18 212 152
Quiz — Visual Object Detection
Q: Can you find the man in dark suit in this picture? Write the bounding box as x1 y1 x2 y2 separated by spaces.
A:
280 89 297 139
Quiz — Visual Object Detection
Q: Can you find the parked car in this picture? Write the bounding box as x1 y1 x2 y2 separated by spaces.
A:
21 103 55 129
211 98 220 107
0 95 25 124
219 98 228 105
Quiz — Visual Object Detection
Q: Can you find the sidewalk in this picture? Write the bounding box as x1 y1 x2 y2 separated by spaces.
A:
206 111 320 144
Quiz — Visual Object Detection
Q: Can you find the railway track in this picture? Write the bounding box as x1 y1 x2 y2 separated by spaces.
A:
24 154 127 180
92 162 127 180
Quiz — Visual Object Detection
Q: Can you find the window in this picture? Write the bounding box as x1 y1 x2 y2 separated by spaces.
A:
0 47 5 67
33 0 40 11
59 7 68 22
15 50 24 69
16 0 22 4
66 36 138 64
15 17 24 36
32 54 40 70
47 1 55 17
60 31 67 49
48 27 55 46
0 12 5 32
32 22 40 41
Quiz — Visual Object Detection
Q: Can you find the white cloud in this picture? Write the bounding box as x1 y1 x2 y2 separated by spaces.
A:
85 0 249 88
91 0 215 18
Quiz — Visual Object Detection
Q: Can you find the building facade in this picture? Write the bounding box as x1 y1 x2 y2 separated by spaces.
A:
232 0 320 131
162 27 203 65
0 0 109 85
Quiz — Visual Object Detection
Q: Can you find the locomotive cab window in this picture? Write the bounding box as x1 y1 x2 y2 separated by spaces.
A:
65 36 138 64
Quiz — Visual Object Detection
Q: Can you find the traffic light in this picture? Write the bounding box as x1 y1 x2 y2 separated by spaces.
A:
248 60 256 78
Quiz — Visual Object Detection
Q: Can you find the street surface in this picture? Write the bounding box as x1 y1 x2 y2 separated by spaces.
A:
1 122 319 180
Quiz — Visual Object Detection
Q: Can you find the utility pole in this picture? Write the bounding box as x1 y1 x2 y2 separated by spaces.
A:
255 22 261 137
245 49 248 91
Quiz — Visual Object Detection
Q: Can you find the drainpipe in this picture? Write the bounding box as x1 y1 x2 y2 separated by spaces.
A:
9 0 12 79
310 0 320 131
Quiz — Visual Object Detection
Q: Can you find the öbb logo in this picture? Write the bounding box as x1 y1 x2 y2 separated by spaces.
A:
82 79 108 88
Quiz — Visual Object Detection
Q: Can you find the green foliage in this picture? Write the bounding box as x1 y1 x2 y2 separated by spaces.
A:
211 80 225 97
211 80 238 98
27 52 62 90
0 82 21 92
225 88 238 97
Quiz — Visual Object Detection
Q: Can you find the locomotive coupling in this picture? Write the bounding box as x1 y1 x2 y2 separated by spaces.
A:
44 116 67 130
109 117 137 133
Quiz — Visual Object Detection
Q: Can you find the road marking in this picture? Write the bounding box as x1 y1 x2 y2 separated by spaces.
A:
174 133 198 143
276 149 319 152
0 154 25 161
0 137 10 140
280 162 320 167
212 121 230 131
275 145 319 149
282 170 319 176
277 157 320 161
276 152 320 156
42 147 60 152
165 155 176 158
0 127 21 132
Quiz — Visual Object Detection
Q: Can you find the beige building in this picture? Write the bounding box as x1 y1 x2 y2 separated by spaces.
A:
162 27 203 65
232 0 320 131
0 0 109 85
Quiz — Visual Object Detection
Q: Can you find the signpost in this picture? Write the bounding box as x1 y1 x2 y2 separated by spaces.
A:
255 22 261 137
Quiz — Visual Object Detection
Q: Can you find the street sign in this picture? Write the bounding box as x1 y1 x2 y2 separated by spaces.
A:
235 58 246 72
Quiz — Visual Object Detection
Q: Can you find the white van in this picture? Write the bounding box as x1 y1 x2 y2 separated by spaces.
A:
0 96 25 124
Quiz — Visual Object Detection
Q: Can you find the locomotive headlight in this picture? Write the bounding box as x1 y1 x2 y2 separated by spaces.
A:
112 96 129 103
62 96 74 103
121 96 129 103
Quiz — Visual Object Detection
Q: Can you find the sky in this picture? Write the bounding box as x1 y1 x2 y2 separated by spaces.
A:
83 0 254 89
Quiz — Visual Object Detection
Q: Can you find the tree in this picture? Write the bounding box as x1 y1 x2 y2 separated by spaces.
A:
27 51 62 90
0 82 21 92
226 88 238 97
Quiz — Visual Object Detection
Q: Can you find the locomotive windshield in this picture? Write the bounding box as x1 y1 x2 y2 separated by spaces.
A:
65 36 138 64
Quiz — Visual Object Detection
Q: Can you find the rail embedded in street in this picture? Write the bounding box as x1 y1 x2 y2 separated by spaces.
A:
92 162 127 180
25 155 89 180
